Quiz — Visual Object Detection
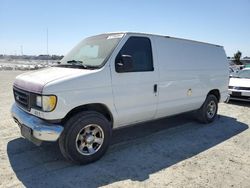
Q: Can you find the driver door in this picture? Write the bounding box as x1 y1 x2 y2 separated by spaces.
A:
110 35 158 126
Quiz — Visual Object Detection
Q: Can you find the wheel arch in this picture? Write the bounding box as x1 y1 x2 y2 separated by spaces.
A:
62 103 114 127
207 89 220 102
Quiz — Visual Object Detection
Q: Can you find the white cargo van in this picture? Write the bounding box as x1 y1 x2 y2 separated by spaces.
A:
11 32 228 164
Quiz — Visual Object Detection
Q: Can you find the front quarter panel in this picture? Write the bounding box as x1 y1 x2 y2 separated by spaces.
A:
34 66 116 121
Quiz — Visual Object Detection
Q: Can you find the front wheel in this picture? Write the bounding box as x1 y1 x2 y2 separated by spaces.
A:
197 94 218 124
59 111 112 164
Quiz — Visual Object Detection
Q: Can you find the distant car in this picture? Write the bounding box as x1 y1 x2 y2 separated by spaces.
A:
228 68 250 101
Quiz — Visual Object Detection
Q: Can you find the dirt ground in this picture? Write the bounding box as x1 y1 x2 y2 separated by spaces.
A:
0 71 250 188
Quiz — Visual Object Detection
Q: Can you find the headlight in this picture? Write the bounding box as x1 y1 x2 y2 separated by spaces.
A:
36 95 57 112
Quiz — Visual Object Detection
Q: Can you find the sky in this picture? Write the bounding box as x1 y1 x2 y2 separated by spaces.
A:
0 0 249 57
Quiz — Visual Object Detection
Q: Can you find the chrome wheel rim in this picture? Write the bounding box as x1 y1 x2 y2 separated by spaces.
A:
207 100 216 119
75 124 104 156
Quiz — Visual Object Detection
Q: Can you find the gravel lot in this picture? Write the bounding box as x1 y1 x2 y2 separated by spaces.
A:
0 71 250 188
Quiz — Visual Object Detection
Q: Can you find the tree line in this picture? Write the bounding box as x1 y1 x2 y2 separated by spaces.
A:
0 54 64 60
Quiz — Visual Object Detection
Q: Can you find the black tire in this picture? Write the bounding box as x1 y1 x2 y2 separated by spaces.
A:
59 111 112 164
196 94 218 124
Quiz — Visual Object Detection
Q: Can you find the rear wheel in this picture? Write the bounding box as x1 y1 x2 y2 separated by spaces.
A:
59 111 112 164
197 94 218 123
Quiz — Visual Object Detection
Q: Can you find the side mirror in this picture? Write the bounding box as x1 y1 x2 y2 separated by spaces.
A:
115 54 133 73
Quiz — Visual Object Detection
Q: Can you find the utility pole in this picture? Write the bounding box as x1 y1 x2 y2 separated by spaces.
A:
46 28 49 55
20 45 23 56
46 27 49 64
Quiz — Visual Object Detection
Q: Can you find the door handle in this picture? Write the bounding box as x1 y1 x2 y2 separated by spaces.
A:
154 84 157 93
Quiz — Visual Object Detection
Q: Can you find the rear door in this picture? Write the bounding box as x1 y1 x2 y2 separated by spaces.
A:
110 35 159 126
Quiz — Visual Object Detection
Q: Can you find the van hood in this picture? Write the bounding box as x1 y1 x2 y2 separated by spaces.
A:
229 77 250 88
14 67 93 93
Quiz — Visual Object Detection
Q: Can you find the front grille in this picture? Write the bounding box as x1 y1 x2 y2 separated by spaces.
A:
229 86 250 90
230 95 250 100
13 87 30 111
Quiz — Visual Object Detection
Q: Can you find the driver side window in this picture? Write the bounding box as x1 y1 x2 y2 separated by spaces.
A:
115 36 154 72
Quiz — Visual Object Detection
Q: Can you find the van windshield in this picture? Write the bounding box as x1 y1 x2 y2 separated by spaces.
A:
59 33 124 69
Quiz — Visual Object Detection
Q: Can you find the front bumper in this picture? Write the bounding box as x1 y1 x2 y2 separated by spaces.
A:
228 89 250 101
11 103 64 144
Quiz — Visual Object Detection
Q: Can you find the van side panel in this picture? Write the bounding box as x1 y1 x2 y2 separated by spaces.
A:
154 36 228 118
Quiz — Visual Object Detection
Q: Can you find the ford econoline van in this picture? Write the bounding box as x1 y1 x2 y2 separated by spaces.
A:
11 32 228 164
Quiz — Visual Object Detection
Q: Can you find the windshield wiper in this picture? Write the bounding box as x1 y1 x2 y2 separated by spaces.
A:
55 60 98 69
65 60 90 69
63 60 97 69
67 60 83 64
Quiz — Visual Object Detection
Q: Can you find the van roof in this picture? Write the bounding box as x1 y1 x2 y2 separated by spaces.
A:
105 31 223 48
